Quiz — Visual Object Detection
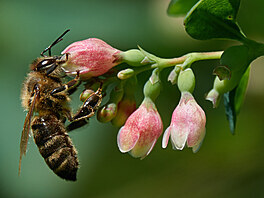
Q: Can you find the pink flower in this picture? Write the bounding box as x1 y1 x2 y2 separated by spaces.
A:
61 38 122 79
117 98 163 159
162 92 206 153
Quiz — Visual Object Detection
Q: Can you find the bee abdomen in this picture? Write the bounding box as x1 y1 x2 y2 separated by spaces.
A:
32 115 79 181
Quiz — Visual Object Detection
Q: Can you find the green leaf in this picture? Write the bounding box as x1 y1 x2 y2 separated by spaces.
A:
234 66 250 114
167 0 199 17
184 0 246 41
220 45 249 72
223 66 250 134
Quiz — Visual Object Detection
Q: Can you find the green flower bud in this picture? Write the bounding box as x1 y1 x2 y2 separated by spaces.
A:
177 68 195 93
206 45 250 108
80 89 95 102
119 49 146 66
143 69 161 101
97 83 124 123
206 69 245 108
97 103 117 123
117 68 135 80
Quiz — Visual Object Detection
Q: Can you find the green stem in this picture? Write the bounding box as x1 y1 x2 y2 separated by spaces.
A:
134 51 223 75
103 51 224 86
157 51 223 68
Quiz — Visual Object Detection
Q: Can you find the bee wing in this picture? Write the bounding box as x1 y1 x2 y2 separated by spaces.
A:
19 88 39 175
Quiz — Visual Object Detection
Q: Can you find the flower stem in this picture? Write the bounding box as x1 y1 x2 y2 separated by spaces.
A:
156 51 223 69
134 51 223 75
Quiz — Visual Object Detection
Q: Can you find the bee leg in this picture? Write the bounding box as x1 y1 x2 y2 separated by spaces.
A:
46 63 58 75
51 71 81 96
62 108 73 122
71 85 103 121
66 119 89 132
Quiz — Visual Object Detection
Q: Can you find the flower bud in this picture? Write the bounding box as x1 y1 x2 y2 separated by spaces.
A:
97 103 117 123
117 68 135 80
206 69 245 107
80 89 95 102
206 45 250 107
61 38 122 80
118 49 147 66
162 92 206 153
177 68 195 93
143 69 162 102
117 97 163 159
97 83 124 123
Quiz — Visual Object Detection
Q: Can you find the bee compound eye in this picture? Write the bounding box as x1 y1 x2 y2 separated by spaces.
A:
41 60 49 66
36 59 56 70
41 59 56 66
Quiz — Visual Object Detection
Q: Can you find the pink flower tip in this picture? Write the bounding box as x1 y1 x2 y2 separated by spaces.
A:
61 38 122 79
162 92 206 153
117 98 163 159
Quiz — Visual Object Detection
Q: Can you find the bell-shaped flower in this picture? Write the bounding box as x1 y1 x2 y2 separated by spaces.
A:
117 97 163 159
61 38 122 79
162 92 206 153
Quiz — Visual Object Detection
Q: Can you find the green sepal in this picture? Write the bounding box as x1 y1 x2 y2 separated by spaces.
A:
177 68 195 93
143 69 162 102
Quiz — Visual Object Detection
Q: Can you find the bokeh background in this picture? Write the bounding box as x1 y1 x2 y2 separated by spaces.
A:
1 0 264 197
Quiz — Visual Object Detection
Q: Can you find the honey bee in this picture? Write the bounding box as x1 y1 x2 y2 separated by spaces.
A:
19 30 81 181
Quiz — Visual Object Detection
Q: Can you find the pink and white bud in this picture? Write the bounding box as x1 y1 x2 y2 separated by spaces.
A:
61 38 122 79
117 98 163 159
162 92 206 153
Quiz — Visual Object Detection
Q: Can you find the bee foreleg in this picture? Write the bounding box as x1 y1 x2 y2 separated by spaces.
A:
51 71 81 96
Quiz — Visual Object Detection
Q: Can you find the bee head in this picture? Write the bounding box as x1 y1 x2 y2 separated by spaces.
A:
30 56 62 75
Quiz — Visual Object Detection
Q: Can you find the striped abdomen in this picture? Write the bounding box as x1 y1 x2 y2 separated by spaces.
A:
31 114 79 181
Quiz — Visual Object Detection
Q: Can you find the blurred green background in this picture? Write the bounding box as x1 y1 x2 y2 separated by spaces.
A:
1 0 264 197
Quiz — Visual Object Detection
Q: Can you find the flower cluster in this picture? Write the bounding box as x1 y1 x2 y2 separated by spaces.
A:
59 37 241 159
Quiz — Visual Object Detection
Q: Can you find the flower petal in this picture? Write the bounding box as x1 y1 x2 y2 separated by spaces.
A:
170 125 188 150
117 126 140 153
162 127 171 149
141 139 157 160
191 129 206 153
129 139 157 159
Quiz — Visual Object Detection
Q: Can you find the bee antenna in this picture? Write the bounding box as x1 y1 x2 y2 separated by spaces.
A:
41 29 70 57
